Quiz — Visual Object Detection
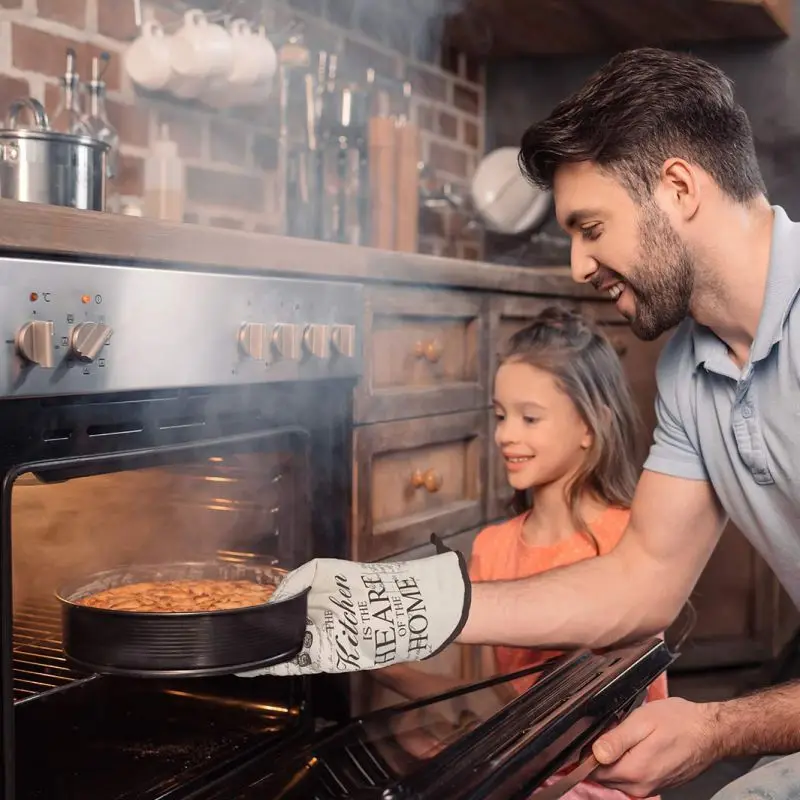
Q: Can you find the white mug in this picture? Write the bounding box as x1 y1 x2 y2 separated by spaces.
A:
226 19 260 87
202 22 278 108
169 9 234 81
124 21 172 91
249 26 278 85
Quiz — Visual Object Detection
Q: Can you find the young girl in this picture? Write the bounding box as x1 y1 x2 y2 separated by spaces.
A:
374 306 667 799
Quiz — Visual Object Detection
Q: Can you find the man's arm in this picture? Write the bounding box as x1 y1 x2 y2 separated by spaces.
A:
459 469 726 649
590 679 800 796
711 681 800 758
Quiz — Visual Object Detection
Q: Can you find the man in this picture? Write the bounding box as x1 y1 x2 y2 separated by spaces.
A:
241 49 800 799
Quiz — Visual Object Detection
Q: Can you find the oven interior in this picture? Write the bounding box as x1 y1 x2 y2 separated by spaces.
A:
2 381 354 800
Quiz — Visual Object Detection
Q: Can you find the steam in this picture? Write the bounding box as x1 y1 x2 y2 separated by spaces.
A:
9 0 481 608
11 452 290 610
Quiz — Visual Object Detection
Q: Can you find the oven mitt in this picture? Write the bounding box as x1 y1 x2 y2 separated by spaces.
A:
236 535 471 676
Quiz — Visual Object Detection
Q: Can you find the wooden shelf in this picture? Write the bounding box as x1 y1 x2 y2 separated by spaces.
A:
445 0 791 57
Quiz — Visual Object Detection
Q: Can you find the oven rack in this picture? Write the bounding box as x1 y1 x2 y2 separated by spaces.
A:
12 600 94 702
11 550 278 703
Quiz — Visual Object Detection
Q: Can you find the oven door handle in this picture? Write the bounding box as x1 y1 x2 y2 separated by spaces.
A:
533 687 648 799
532 753 600 800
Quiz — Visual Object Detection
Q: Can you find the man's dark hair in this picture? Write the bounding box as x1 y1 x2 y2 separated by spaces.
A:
519 48 765 203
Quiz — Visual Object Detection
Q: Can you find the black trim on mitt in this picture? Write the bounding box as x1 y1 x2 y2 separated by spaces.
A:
425 533 473 660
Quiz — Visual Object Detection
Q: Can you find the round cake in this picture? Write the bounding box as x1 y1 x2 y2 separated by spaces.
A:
77 579 276 613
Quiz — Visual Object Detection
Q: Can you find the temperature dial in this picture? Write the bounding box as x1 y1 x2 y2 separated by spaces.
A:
70 321 112 363
239 322 270 361
271 323 301 361
331 324 356 358
303 324 331 360
239 322 302 364
16 320 55 367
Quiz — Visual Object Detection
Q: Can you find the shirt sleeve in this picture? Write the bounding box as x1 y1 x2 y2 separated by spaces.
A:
642 328 709 482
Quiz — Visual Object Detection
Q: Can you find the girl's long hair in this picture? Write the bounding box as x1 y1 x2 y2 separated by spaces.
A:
503 306 642 547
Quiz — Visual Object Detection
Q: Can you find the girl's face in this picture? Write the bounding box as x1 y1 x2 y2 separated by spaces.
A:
493 361 593 492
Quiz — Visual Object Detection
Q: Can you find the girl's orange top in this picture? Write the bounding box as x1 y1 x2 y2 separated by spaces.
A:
468 507 669 702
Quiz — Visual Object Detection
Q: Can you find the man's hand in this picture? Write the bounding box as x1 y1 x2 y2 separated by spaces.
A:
236 539 471 676
590 698 720 797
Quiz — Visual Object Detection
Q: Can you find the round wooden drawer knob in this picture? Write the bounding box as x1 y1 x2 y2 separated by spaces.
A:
611 337 628 357
411 468 443 493
413 339 443 363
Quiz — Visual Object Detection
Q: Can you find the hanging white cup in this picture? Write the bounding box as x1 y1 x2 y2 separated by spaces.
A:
124 20 172 91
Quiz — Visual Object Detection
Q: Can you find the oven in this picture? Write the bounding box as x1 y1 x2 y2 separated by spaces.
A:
0 255 361 799
0 254 674 800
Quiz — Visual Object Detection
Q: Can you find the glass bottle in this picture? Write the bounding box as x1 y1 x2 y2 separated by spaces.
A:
51 48 90 136
82 54 120 211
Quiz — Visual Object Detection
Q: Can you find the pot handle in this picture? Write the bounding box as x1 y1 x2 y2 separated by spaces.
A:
6 97 50 131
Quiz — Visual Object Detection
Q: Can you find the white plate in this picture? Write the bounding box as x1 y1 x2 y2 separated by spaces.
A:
470 146 552 235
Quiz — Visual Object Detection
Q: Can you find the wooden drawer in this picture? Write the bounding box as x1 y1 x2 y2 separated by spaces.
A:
352 411 487 561
355 287 488 424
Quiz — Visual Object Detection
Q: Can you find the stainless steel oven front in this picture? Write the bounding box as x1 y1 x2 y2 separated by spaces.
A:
0 255 363 799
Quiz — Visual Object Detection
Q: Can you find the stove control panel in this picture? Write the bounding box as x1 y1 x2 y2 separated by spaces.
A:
0 257 364 398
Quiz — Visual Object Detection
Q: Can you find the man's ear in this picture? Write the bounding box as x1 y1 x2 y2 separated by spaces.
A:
658 157 700 221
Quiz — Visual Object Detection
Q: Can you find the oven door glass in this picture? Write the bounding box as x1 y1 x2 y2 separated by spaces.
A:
9 429 321 800
203 638 672 800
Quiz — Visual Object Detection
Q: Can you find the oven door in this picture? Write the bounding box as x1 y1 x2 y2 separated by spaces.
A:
195 638 674 800
1 381 354 800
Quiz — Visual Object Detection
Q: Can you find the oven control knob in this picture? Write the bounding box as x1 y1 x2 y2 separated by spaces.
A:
16 320 55 368
272 323 301 361
239 322 270 361
331 324 356 358
303 324 331 359
70 321 113 363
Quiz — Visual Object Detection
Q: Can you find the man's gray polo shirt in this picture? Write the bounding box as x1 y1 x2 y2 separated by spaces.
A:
643 205 800 607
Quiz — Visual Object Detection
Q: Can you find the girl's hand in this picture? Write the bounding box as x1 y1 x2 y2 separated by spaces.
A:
590 698 720 797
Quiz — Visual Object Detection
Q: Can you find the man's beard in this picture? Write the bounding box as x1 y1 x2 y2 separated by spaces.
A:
620 204 694 341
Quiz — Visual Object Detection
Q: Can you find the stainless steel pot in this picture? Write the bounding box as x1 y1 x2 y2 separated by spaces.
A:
0 97 110 211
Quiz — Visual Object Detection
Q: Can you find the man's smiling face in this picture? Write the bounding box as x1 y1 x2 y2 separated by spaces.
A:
553 161 694 341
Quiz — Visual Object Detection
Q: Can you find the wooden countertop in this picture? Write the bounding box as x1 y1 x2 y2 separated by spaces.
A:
0 200 597 298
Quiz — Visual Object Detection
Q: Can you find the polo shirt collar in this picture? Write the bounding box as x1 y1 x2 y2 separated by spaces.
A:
692 205 800 372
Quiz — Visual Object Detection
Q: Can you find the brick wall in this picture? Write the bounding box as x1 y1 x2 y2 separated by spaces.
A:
0 0 485 259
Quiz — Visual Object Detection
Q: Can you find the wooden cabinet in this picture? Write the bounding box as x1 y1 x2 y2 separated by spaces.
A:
352 411 487 561
354 287 488 424
675 521 800 670
446 0 790 57
351 282 796 680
